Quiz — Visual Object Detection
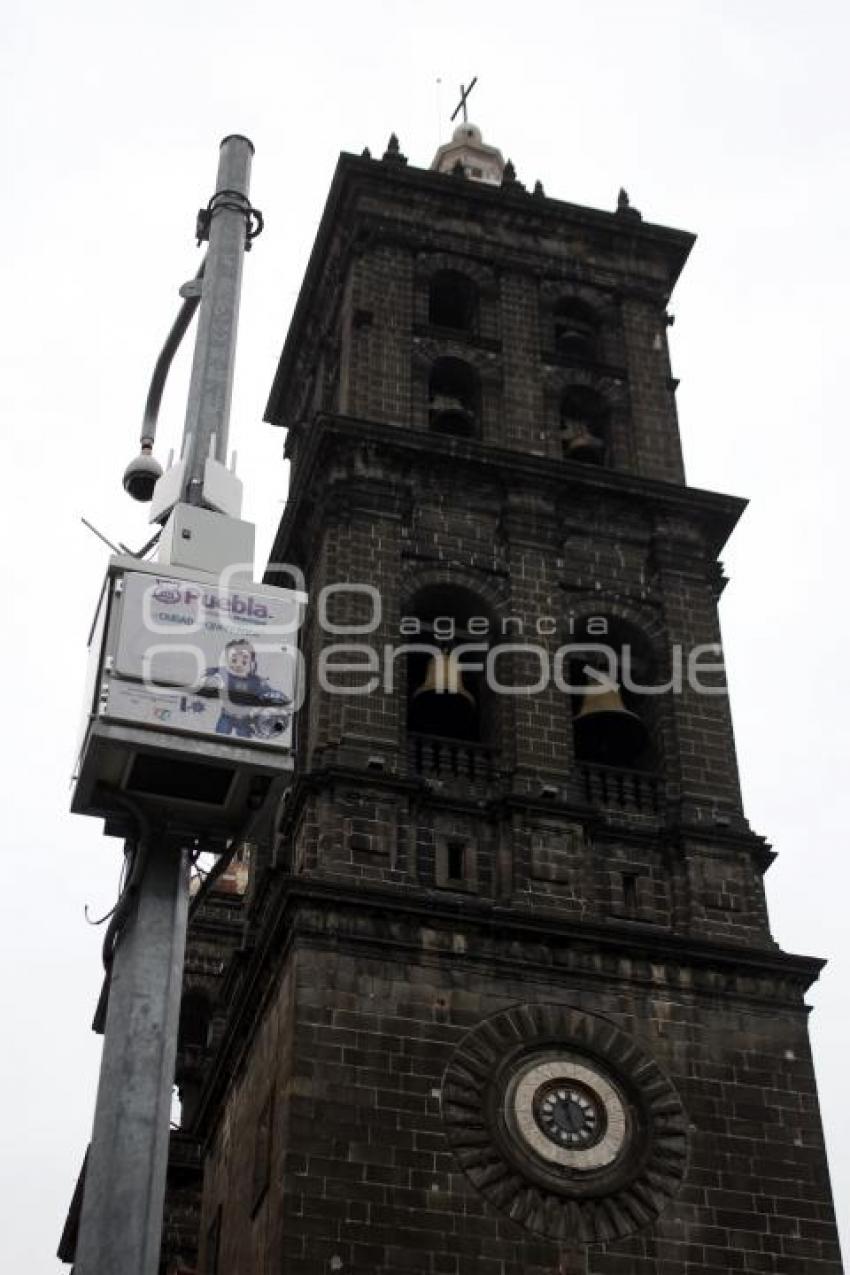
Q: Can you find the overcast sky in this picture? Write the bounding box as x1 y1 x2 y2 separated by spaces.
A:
1 0 848 1268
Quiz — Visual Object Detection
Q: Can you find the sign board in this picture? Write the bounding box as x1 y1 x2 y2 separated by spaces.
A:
105 572 302 751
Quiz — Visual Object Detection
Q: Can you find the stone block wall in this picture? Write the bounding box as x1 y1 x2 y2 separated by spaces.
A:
196 916 842 1275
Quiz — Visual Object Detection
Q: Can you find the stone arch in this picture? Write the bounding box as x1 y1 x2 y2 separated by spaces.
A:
427 356 481 438
428 269 480 334
559 596 675 777
400 563 509 627
539 280 615 342
414 251 500 342
542 364 632 468
539 280 627 385
415 250 498 296
399 571 510 760
412 338 502 437
551 295 600 360
562 595 667 653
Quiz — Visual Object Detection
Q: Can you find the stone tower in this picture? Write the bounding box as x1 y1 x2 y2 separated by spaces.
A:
163 127 843 1274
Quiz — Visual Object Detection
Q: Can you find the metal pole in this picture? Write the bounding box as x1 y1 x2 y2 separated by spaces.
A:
73 843 190 1275
180 133 254 503
73 136 256 1274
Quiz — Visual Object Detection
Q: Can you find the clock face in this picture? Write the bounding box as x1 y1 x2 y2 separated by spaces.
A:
536 1081 603 1147
441 1004 689 1244
507 1055 628 1171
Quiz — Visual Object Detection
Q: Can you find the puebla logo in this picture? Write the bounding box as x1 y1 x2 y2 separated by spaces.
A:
151 585 270 620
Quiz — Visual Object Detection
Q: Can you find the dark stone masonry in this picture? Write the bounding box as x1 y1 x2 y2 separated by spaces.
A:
159 133 843 1273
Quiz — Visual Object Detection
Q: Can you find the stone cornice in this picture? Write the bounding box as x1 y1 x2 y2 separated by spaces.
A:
272 769 773 868
265 414 746 577
191 872 825 1150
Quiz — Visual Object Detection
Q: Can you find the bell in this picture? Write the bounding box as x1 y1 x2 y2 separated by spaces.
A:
573 685 648 766
429 393 476 438
410 652 478 739
562 422 605 464
554 322 594 359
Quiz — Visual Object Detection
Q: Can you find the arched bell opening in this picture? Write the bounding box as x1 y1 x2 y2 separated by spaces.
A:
175 988 212 1129
429 269 479 334
405 585 494 746
428 357 481 438
553 297 599 362
567 620 663 774
177 989 212 1051
559 386 609 465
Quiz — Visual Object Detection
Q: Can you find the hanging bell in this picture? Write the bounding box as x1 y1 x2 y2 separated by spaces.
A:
573 685 648 766
554 321 595 360
562 422 605 464
410 652 478 739
429 394 476 438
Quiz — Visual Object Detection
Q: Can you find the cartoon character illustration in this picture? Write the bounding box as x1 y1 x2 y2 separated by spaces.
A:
198 639 291 740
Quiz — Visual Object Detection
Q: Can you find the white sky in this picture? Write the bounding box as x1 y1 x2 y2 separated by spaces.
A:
1 0 848 1267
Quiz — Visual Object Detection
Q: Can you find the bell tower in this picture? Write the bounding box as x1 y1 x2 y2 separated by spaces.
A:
164 127 843 1274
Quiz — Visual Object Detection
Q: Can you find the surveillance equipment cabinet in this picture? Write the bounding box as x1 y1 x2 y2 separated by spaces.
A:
72 552 304 844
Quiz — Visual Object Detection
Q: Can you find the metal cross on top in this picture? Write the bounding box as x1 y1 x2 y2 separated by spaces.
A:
451 76 478 124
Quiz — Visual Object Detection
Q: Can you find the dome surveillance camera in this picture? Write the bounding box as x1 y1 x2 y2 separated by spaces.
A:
122 448 163 502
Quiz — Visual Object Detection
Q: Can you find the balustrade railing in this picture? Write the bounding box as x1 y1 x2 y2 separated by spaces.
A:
408 737 657 809
579 762 660 814
408 733 496 784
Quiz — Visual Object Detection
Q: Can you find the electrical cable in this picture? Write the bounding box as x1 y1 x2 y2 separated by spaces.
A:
84 849 133 927
195 189 263 249
138 256 206 452
98 794 153 972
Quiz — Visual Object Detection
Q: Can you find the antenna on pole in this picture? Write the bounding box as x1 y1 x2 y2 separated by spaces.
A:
179 135 256 506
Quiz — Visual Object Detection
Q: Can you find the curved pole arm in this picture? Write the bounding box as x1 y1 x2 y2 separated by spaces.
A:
139 256 206 449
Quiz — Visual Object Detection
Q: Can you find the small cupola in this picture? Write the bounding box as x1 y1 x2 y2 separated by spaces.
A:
430 121 505 185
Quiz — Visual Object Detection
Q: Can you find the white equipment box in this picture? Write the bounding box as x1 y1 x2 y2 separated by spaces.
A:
72 554 305 841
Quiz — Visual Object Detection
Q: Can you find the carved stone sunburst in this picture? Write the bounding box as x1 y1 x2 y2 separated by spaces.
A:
441 1003 688 1243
